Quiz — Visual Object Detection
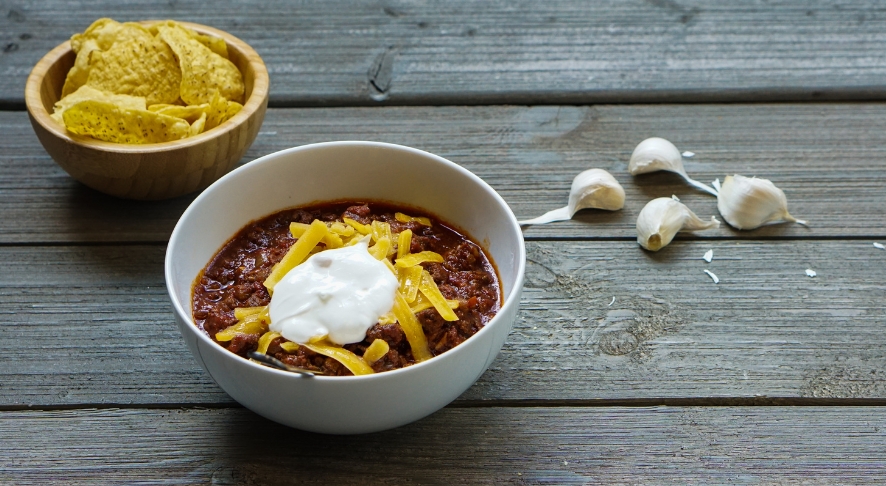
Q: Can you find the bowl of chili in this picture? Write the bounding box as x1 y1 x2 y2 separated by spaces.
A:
165 141 526 434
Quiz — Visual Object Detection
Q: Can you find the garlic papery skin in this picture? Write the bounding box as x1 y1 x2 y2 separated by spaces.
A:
636 197 720 251
518 169 625 225
628 137 718 197
716 174 807 230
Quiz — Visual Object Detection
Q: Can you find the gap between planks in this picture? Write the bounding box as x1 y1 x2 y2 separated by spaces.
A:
1 235 884 248
5 397 886 413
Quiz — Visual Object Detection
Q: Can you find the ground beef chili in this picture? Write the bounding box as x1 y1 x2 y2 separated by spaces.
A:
192 202 501 376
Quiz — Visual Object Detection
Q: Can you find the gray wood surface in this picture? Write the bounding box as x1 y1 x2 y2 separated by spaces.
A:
4 239 884 407
3 103 885 243
2 406 884 484
4 2 886 478
3 1 886 106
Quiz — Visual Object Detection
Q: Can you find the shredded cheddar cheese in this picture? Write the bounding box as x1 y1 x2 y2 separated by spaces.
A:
303 342 375 375
370 221 392 244
391 290 432 361
418 270 459 321
395 251 444 268
216 313 269 341
369 236 392 260
410 293 459 314
382 258 399 277
395 212 432 226
290 222 343 249
234 211 473 374
397 229 412 259
264 219 328 292
398 265 422 303
328 221 356 237
280 341 299 353
256 331 281 354
362 339 390 365
234 306 266 321
343 217 371 235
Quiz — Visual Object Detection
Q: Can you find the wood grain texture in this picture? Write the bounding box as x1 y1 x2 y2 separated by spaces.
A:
3 240 884 407
3 1 886 106
1 406 885 484
1 103 885 242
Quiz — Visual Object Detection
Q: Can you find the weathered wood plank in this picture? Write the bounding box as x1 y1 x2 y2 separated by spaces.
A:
1 406 884 484
2 240 884 407
1 103 884 242
3 1 886 105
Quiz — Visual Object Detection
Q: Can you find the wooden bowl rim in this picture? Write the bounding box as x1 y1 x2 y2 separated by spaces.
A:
24 20 269 154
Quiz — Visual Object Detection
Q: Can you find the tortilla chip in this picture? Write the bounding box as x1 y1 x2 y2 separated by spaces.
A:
52 85 146 124
61 39 101 98
85 35 182 106
63 100 190 144
189 112 208 137
71 18 153 52
189 31 228 59
149 103 209 123
225 100 243 119
157 24 244 104
148 20 229 59
62 19 154 97
203 91 226 130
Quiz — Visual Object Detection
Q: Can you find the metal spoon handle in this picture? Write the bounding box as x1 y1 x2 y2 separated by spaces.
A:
248 351 320 376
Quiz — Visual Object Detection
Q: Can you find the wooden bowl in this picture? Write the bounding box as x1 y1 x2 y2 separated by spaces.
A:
25 21 269 200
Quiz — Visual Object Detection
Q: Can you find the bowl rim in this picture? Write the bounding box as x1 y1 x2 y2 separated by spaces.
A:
165 140 527 382
24 20 269 153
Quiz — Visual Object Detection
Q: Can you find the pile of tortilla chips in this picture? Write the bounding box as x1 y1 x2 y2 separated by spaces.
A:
51 18 245 144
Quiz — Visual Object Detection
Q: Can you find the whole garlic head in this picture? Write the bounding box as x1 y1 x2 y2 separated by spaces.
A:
717 175 806 230
629 137 718 196
568 169 625 213
519 168 624 225
637 197 720 251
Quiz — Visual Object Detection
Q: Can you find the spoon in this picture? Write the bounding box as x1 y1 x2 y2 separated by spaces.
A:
248 351 321 376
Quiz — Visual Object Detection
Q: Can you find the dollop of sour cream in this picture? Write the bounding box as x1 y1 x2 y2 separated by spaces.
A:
268 238 399 345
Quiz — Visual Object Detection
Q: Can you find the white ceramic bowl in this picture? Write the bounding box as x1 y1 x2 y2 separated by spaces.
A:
165 141 525 434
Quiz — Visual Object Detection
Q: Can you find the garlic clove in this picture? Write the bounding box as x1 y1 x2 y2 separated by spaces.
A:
716 174 807 230
629 137 718 196
567 169 625 214
636 197 720 251
519 168 624 225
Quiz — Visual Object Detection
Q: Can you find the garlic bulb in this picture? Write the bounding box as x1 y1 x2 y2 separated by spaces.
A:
636 197 720 251
519 169 625 225
716 175 807 230
629 137 718 196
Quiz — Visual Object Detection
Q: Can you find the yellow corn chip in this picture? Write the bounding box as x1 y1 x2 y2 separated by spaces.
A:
189 112 207 137
51 85 146 124
202 91 243 131
63 100 190 144
61 39 101 98
189 31 228 59
147 20 228 58
157 24 244 104
204 91 227 130
85 35 182 106
150 103 209 123
148 103 174 112
62 19 154 97
57 18 243 144
71 18 152 53
225 100 243 120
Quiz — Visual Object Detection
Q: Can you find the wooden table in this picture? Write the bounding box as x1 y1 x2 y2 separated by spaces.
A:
2 2 885 483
